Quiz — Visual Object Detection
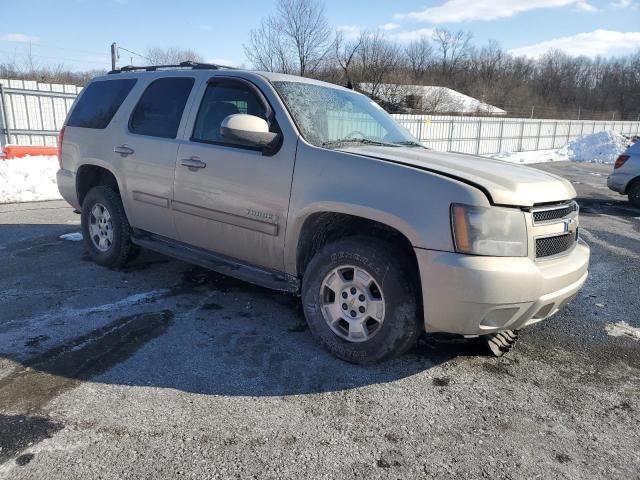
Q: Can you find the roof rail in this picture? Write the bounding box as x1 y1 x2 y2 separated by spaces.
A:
108 61 238 75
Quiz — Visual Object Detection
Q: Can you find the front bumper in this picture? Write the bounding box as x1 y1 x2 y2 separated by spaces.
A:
56 169 80 210
415 240 590 335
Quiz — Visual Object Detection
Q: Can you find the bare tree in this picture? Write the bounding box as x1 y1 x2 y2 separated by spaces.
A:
244 0 332 76
405 36 434 80
245 18 294 73
334 31 362 87
279 0 332 75
356 31 402 98
432 29 472 80
375 82 422 112
421 87 462 114
145 46 202 65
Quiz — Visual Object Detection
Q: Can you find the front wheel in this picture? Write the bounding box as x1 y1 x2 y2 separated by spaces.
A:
301 237 422 364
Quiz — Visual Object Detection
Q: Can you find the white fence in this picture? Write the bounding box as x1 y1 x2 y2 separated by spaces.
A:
1 79 639 155
0 79 81 147
392 114 640 155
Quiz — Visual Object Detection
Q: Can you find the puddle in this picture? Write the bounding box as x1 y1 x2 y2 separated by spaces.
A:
0 310 174 414
0 414 62 464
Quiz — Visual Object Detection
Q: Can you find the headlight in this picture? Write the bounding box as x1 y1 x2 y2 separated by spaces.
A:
451 204 527 257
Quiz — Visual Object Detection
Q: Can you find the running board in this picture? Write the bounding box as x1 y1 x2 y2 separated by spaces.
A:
131 230 299 294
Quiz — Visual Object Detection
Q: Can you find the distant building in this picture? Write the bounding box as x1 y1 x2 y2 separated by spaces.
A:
359 83 506 115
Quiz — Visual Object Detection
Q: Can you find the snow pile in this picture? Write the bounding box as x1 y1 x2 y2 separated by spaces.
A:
488 131 630 165
0 155 62 203
559 130 630 163
360 83 506 114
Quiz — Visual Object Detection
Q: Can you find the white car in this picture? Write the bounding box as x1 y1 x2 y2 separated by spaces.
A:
608 141 640 208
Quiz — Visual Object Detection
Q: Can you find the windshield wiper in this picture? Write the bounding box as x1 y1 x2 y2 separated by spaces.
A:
393 140 425 148
321 138 400 149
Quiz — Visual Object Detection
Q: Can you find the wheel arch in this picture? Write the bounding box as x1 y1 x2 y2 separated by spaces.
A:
76 163 121 206
291 210 422 301
625 175 640 195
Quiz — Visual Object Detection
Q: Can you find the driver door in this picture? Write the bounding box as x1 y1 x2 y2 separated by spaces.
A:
172 77 295 271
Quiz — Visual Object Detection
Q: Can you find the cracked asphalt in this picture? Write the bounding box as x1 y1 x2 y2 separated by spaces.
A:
0 161 638 479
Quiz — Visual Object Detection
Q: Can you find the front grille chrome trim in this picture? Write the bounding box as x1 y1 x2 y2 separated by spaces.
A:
532 201 578 224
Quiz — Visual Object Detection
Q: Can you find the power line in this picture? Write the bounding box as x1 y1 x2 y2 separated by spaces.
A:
0 49 109 66
117 46 152 63
0 38 105 57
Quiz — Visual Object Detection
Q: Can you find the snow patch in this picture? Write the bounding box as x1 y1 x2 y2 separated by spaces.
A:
487 131 631 164
59 232 83 241
0 155 62 203
606 321 640 341
488 148 566 164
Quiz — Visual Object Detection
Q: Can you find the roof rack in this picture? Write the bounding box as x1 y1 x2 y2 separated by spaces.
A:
108 61 238 75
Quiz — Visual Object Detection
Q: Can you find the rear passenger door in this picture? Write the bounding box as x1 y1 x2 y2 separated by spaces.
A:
172 76 296 271
114 75 199 239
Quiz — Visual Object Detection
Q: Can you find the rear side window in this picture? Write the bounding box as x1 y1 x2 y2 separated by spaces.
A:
67 79 136 129
129 77 195 138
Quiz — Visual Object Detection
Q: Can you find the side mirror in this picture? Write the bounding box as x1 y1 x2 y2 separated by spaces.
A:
220 114 281 154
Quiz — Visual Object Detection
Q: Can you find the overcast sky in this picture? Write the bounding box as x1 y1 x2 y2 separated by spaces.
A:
1 0 639 72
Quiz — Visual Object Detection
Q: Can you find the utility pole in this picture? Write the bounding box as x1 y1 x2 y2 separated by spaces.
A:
110 42 117 71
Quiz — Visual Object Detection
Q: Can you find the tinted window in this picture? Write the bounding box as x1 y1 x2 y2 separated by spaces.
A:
67 79 136 129
130 77 194 138
192 81 268 145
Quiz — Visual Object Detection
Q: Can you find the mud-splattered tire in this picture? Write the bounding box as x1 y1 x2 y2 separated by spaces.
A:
81 186 136 268
301 237 422 364
628 181 640 209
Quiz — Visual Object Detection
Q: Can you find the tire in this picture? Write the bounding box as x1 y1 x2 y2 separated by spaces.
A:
81 186 136 268
628 181 640 209
301 237 422 364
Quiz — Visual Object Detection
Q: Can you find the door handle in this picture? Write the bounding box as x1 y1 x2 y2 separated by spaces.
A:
181 156 207 169
114 144 134 156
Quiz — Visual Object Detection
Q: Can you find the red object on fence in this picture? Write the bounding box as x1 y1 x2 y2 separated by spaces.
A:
1 145 58 160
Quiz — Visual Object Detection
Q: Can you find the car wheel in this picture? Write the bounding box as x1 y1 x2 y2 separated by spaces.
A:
81 186 136 268
301 237 422 364
628 181 640 209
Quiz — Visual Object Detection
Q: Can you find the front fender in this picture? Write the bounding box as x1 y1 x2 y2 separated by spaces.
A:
284 143 490 275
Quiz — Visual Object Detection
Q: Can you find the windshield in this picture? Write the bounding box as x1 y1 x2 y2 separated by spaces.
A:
272 81 422 149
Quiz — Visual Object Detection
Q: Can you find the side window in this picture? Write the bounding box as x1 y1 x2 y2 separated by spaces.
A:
67 79 136 129
191 80 269 146
129 77 195 138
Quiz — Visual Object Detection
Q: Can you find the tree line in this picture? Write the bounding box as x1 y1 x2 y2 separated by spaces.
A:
244 0 640 120
2 0 639 120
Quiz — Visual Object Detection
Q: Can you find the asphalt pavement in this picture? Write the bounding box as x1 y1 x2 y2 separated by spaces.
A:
0 161 638 479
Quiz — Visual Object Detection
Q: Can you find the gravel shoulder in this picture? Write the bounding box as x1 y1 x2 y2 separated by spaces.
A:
0 163 639 479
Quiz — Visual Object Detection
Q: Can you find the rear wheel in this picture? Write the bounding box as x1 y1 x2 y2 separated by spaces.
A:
81 186 136 268
301 237 422 364
628 181 640 208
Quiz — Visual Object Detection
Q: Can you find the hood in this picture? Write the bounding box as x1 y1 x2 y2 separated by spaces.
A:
341 146 576 207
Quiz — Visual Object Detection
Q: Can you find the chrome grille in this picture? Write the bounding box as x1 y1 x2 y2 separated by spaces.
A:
536 230 578 258
532 202 577 224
